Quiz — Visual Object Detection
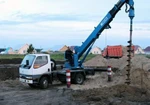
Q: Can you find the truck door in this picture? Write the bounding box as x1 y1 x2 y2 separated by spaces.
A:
32 55 51 75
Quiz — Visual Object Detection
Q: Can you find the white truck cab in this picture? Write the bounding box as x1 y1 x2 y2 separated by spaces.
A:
19 54 54 89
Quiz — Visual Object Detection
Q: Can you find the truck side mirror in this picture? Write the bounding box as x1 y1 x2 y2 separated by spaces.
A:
26 60 29 66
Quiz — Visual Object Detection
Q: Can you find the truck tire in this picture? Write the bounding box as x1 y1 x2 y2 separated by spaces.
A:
39 77 49 89
51 59 57 70
74 73 84 85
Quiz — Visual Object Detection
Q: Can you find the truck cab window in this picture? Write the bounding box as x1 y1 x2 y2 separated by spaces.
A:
34 56 48 69
20 55 35 69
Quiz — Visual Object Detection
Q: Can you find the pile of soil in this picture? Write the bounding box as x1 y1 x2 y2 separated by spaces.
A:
0 67 19 80
1 79 150 105
84 55 107 67
130 69 150 89
84 55 150 71
83 54 150 99
122 46 134 57
73 84 150 105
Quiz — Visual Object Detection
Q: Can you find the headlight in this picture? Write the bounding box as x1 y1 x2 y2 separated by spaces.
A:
26 77 33 79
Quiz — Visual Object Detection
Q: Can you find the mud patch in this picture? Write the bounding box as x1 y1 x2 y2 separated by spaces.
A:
0 58 22 64
73 84 150 105
0 67 19 80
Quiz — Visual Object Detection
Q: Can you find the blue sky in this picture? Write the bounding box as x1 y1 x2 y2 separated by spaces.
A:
0 0 149 50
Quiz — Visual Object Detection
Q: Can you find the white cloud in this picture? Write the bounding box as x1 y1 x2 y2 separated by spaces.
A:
0 0 122 21
0 0 69 20
0 20 149 43
0 0 150 49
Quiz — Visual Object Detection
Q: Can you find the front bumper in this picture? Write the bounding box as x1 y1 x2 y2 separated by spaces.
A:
19 74 40 84
19 78 33 84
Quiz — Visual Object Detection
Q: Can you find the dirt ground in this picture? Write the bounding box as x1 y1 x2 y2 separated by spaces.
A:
0 55 150 105
0 72 150 105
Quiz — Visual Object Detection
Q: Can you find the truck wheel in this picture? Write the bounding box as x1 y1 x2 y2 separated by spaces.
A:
28 84 37 88
74 73 84 85
39 77 49 89
51 59 57 70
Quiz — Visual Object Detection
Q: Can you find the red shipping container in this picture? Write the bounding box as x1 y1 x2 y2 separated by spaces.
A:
102 45 123 58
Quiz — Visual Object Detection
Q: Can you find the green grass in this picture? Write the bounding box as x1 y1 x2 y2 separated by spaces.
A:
51 53 97 61
50 53 64 60
0 53 97 62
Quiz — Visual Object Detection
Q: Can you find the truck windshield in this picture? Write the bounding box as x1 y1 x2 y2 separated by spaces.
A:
20 55 35 69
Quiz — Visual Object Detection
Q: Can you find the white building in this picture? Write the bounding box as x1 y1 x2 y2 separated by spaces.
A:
90 46 102 54
18 44 29 54
134 45 145 54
